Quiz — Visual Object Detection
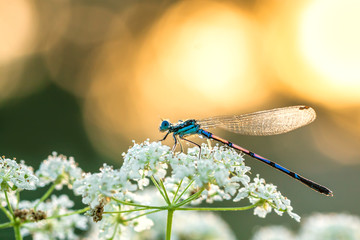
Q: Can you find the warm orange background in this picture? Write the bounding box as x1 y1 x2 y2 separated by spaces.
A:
1 0 359 239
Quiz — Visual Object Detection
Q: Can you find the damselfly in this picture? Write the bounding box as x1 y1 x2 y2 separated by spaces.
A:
159 105 333 196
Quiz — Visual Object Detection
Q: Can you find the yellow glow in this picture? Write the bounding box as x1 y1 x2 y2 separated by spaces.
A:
82 21 140 160
261 0 360 108
0 0 36 64
135 1 267 116
0 0 43 104
82 2 270 160
299 0 360 87
160 9 252 96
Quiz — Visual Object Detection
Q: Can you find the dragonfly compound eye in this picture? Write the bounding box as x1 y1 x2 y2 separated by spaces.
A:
159 120 170 131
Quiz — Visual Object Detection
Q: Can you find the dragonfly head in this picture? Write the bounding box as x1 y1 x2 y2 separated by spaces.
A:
159 120 171 132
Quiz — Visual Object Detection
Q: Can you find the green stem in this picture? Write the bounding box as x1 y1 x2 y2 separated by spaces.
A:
124 209 163 222
150 176 169 204
20 206 91 226
159 179 171 204
0 201 13 220
16 191 20 209
112 198 167 210
165 209 174 240
104 207 148 214
14 222 22 240
0 221 13 229
110 222 119 240
174 179 195 204
172 179 183 204
175 187 205 208
177 203 260 211
4 191 14 215
34 183 56 211
46 207 90 220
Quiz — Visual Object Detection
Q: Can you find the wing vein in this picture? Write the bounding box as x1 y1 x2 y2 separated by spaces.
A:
197 105 316 136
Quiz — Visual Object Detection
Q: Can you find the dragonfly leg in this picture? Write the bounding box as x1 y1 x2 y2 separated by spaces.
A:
172 134 178 152
179 136 201 157
159 131 170 142
178 136 184 153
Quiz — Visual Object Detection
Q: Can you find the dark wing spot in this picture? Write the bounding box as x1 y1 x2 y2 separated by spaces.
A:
299 106 310 110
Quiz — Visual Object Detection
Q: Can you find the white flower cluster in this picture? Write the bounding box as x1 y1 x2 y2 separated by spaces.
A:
169 144 251 203
73 164 124 208
120 140 171 188
0 156 38 191
0 140 302 240
36 152 83 190
73 163 155 239
20 194 88 240
118 140 251 203
121 141 297 219
251 213 360 240
0 154 89 240
74 140 248 206
234 175 300 222
74 140 299 232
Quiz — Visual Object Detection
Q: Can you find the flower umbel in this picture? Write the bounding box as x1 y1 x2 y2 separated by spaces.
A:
36 152 83 190
0 156 38 191
0 140 302 240
234 174 300 222
19 195 88 240
74 140 300 239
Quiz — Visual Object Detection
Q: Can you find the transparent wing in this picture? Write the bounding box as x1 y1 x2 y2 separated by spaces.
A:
197 105 316 136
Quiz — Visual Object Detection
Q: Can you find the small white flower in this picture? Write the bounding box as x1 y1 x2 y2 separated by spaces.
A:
73 164 122 208
36 152 83 190
75 139 300 233
235 175 300 221
166 144 251 203
0 156 38 191
133 216 154 232
20 195 88 240
120 140 172 183
254 202 272 218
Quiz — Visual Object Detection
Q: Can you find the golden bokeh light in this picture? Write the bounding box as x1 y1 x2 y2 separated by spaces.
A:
0 0 37 64
135 1 268 117
153 8 252 97
81 1 271 160
82 17 140 160
299 0 360 93
0 0 44 104
260 0 360 108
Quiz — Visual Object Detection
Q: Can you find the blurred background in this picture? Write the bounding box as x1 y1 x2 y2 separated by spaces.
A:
1 0 360 239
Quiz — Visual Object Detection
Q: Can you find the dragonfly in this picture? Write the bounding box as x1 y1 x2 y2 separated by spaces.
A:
159 105 333 196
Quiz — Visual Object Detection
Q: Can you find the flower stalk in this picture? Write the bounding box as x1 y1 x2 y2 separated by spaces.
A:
166 209 174 240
